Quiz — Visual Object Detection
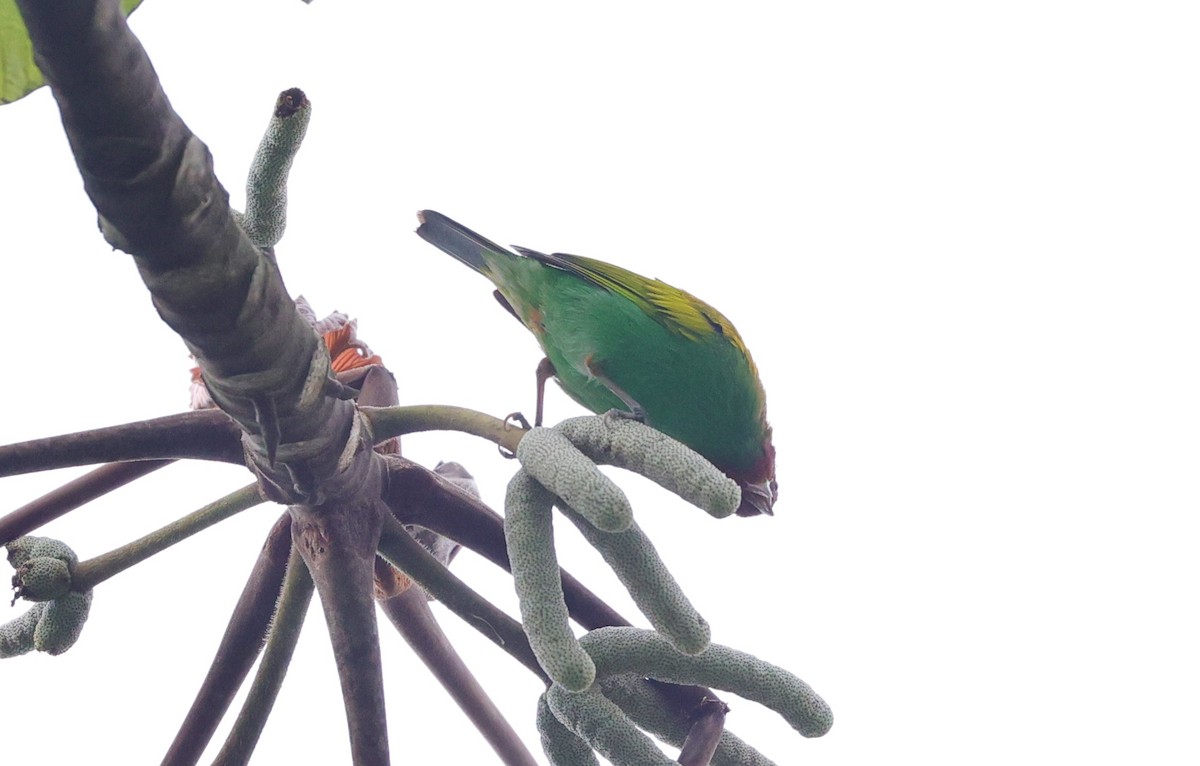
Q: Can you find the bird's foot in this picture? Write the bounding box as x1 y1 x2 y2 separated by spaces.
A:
499 412 532 458
584 356 646 423
534 357 556 427
504 411 532 430
602 406 646 424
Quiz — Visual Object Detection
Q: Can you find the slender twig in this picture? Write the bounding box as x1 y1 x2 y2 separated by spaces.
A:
162 513 293 766
0 410 242 478
360 405 525 454
0 459 172 544
377 511 545 680
380 587 540 766
72 483 264 591
213 545 314 766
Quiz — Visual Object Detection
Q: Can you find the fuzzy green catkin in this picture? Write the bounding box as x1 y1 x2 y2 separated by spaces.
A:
6 535 77 602
34 590 92 655
545 684 677 766
12 556 72 601
555 416 741 518
516 426 633 532
2 537 90 656
6 535 78 569
558 503 710 656
537 693 601 766
0 603 44 658
0 592 93 657
599 674 778 766
504 470 595 691
236 88 311 248
581 626 833 738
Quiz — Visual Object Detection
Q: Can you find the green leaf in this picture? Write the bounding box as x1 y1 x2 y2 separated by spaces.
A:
1 0 144 105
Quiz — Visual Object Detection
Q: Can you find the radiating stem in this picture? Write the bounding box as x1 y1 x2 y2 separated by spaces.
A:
377 511 545 680
291 495 390 765
380 587 539 766
162 513 293 766
0 459 172 544
213 545 314 765
360 404 525 454
0 410 241 477
73 483 264 591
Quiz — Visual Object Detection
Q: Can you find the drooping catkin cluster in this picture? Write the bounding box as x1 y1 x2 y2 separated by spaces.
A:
1 536 91 657
507 414 831 765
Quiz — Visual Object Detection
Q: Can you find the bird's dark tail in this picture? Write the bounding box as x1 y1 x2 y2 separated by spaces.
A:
416 210 509 276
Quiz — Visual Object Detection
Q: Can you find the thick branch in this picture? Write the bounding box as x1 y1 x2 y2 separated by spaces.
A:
292 493 390 765
15 0 362 508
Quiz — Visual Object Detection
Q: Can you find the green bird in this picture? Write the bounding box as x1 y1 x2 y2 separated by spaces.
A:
416 210 777 517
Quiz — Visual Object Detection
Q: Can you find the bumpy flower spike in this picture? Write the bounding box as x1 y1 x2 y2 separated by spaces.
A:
518 415 741 522
2 536 92 656
581 627 833 739
540 628 831 765
505 470 596 691
516 426 633 532
536 693 601 766
556 502 710 655
508 415 732 688
7 535 75 602
233 87 311 249
599 674 773 766
544 685 678 766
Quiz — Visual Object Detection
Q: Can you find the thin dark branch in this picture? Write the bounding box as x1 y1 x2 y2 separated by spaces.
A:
380 587 540 766
678 698 730 766
162 513 292 766
0 410 242 478
214 545 314 766
0 459 171 544
378 510 545 680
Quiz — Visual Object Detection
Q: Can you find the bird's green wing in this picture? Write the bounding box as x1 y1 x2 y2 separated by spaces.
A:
513 247 752 357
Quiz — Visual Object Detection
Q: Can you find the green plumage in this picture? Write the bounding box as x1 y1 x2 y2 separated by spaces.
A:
417 210 776 516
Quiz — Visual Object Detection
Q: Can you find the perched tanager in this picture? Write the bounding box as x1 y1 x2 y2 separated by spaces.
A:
416 210 777 517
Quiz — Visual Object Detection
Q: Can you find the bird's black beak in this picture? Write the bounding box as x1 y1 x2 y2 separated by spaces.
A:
736 478 777 517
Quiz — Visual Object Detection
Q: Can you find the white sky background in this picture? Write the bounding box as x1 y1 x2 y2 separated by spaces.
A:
1 1 1197 763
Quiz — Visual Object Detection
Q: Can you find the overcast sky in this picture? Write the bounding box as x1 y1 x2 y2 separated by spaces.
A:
1 2 1197 764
